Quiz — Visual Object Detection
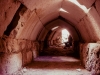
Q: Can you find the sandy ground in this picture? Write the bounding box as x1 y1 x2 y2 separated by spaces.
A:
12 56 91 75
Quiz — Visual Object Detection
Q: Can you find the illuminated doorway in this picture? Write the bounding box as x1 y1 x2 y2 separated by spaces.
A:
62 29 70 43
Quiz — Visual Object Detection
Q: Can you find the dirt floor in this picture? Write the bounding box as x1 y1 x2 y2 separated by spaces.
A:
12 56 91 75
12 47 91 75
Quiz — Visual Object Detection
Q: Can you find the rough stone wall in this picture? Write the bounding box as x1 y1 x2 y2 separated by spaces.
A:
80 43 100 75
0 0 21 37
0 36 39 75
0 52 22 75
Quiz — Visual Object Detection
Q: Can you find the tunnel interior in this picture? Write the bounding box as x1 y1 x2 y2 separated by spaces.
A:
39 17 81 58
0 0 100 75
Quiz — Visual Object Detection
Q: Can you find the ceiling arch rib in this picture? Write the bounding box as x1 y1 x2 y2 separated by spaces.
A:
18 0 94 26
38 19 80 42
5 0 100 42
34 0 100 42
19 0 62 25
60 0 90 26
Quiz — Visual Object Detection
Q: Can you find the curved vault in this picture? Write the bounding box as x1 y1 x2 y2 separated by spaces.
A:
0 0 100 75
38 19 80 42
2 0 100 43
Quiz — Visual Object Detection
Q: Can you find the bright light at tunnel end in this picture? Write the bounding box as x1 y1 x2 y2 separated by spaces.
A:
62 29 69 36
62 29 70 42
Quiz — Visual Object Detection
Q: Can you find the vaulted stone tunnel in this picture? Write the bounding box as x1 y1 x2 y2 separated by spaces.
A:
0 0 100 75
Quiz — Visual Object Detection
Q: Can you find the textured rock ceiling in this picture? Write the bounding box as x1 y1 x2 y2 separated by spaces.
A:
18 0 95 25
0 0 100 42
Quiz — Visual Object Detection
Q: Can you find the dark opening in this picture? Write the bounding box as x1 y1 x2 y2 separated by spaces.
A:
4 4 27 36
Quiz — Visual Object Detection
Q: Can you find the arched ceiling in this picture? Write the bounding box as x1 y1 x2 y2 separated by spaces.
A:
18 0 95 25
19 0 62 25
1 0 100 43
38 19 80 41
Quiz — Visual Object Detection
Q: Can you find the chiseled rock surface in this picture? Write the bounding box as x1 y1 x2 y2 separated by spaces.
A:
0 0 20 37
80 43 100 75
0 52 22 75
0 36 39 75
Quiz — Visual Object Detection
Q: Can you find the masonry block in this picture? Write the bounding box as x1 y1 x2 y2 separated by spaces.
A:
0 52 22 75
80 43 100 75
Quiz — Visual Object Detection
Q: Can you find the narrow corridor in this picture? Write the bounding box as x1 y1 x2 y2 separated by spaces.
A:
0 0 100 75
13 47 91 75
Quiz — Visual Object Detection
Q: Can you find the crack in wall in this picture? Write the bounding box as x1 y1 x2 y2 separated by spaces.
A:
34 8 44 26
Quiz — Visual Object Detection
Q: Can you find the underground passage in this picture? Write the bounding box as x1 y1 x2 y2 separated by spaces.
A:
0 0 100 75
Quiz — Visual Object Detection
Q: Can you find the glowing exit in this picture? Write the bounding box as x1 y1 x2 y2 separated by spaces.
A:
62 29 70 43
